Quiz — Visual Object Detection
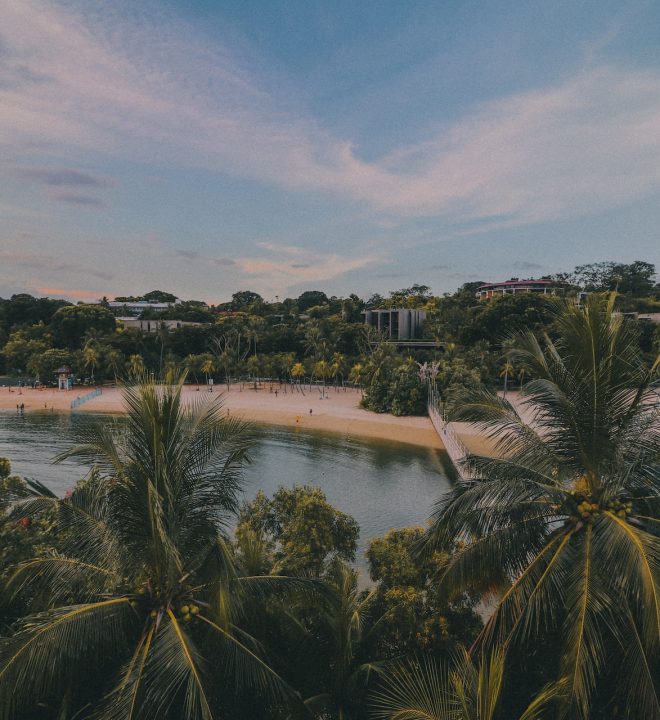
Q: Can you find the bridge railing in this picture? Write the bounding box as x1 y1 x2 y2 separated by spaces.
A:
427 387 472 480
71 387 102 410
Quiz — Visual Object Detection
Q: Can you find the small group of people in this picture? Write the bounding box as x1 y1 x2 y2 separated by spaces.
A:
16 403 25 413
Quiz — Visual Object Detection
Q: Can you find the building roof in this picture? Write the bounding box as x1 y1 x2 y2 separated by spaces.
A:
478 278 555 290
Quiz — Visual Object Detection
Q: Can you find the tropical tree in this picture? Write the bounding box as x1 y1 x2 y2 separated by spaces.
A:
0 379 300 718
237 486 359 577
83 342 99 383
184 353 204 385
330 352 347 390
126 353 145 378
302 562 383 719
425 294 660 718
200 353 215 386
498 359 514 399
291 362 306 393
218 349 234 391
371 648 563 720
104 348 125 380
314 359 330 396
348 363 364 394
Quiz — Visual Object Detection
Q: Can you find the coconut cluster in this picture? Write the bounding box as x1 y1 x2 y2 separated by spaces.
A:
606 497 633 518
128 583 202 623
176 603 200 623
567 493 633 525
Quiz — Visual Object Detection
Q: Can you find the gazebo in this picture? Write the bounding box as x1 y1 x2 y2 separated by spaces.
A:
54 366 74 390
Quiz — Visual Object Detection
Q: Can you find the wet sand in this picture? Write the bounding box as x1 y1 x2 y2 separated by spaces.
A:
0 384 445 450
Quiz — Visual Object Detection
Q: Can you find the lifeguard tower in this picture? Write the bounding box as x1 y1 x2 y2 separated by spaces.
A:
54 366 74 390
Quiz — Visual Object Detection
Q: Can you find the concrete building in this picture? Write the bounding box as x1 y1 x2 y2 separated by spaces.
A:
361 308 426 340
476 277 558 300
108 299 181 316
621 312 660 324
118 318 203 332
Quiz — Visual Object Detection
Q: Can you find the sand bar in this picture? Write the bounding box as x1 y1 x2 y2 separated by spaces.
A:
0 384 445 450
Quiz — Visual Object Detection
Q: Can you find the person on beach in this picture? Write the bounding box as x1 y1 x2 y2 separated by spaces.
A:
309 408 313 415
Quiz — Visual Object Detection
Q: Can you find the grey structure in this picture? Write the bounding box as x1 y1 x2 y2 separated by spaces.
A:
361 308 426 340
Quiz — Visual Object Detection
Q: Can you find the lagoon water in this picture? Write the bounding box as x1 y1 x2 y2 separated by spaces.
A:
0 411 450 570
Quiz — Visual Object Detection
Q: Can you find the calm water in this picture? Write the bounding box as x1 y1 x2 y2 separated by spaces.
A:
0 411 449 570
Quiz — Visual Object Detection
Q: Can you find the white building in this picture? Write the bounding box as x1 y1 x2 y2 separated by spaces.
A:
361 308 426 340
108 299 181 316
118 318 202 332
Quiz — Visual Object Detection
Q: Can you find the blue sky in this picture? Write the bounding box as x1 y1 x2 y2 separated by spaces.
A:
1 0 659 303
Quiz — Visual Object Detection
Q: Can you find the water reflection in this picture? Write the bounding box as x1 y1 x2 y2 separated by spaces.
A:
0 412 449 565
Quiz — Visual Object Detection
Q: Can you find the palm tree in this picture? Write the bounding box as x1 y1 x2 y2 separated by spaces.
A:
303 562 382 719
126 353 145 378
425 294 660 718
371 648 562 720
246 355 261 389
330 352 347 391
498 360 514 399
216 349 234 391
200 354 215 387
291 362 306 394
0 378 300 718
314 359 330 397
83 342 99 384
184 354 203 386
157 322 169 376
105 348 125 380
348 363 364 395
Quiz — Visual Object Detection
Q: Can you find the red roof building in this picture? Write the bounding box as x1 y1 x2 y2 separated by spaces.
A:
476 277 558 300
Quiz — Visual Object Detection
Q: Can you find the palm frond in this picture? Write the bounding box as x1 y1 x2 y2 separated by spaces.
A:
370 656 457 720
0 598 133 719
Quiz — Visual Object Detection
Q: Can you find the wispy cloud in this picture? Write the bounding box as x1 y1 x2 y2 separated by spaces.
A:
512 261 545 272
2 0 660 233
15 167 110 188
13 165 111 206
234 242 379 292
48 193 106 207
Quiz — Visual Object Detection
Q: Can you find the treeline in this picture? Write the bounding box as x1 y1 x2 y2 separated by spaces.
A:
0 261 658 417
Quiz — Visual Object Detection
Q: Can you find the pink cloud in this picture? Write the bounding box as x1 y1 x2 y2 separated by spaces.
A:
36 286 104 301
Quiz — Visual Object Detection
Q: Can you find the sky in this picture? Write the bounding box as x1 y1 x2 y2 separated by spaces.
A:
1 0 660 304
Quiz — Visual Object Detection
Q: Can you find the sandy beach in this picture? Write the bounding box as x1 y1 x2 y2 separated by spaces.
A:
0 383 446 450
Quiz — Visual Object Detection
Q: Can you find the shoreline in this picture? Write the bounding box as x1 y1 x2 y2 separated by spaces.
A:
0 384 445 450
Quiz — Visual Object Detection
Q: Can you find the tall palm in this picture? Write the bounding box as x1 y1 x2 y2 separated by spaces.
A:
0 378 299 719
291 362 306 394
127 353 145 378
371 648 562 720
83 342 99 383
105 348 125 380
349 363 364 395
426 294 660 718
200 354 215 387
498 360 514 399
330 352 347 390
303 562 382 719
